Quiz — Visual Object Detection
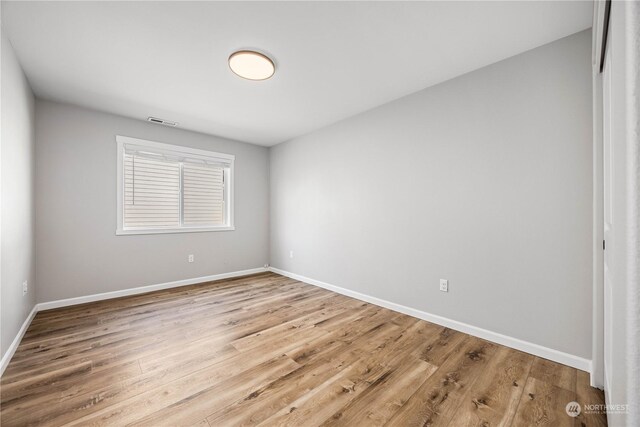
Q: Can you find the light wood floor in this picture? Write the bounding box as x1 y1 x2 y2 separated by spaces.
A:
1 272 606 426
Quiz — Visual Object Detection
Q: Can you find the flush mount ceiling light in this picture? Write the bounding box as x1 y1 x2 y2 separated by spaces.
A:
228 50 275 81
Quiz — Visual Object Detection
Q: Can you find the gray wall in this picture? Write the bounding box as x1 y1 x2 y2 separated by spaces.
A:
35 100 269 302
270 30 593 358
1 29 36 358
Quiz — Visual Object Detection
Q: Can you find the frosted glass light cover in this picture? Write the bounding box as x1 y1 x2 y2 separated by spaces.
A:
229 51 275 80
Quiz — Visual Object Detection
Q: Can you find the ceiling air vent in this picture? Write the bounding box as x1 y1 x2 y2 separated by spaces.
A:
147 117 178 127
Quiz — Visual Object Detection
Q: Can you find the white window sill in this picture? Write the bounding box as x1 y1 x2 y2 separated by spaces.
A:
116 226 235 236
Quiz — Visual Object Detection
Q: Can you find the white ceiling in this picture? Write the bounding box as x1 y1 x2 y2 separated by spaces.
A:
1 1 592 146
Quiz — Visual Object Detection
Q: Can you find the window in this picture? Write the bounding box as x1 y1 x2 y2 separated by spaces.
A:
116 135 234 235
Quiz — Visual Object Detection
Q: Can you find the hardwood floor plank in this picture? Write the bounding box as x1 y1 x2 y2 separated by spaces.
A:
0 359 142 413
4 322 324 427
445 346 534 427
0 344 238 426
385 337 498 427
3 286 333 383
575 370 607 427
511 376 578 427
206 313 407 426
85 355 301 426
254 358 388 427
212 313 424 427
529 356 577 392
18 279 318 353
0 273 606 427
411 326 468 366
4 279 294 369
230 297 361 353
24 274 288 335
319 355 437 426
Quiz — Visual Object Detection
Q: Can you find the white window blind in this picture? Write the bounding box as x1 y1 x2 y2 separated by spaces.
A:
183 162 225 226
124 154 181 229
117 136 234 235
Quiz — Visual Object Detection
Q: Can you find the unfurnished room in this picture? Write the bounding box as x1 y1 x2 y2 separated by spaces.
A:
1 1 639 426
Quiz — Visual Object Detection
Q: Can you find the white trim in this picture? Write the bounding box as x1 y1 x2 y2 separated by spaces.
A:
1 304 38 376
591 1 606 388
115 135 235 162
225 163 234 232
269 267 592 372
116 138 125 233
38 267 266 311
115 225 236 236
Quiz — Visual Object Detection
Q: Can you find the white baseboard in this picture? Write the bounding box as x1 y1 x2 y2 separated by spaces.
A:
1 267 266 377
38 267 267 311
269 267 592 372
1 304 38 376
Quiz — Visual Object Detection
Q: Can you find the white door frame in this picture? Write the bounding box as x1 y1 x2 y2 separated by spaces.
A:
590 0 608 390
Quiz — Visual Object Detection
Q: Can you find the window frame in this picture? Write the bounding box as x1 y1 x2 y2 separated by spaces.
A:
116 135 235 235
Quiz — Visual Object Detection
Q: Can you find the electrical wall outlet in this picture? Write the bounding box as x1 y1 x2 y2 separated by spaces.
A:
439 279 448 292
188 254 194 263
289 251 294 259
23 281 28 296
